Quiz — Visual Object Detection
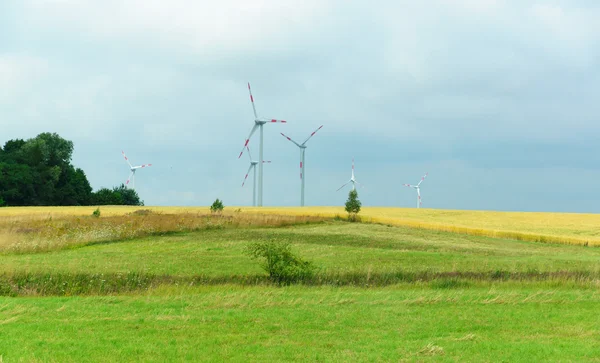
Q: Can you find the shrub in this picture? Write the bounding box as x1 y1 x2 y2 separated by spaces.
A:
345 189 361 222
92 207 101 218
245 240 315 285
210 198 224 213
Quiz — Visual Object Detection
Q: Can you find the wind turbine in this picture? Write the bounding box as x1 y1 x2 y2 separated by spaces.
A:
337 158 362 192
281 125 323 207
241 146 271 207
403 172 428 208
121 151 152 190
237 82 287 207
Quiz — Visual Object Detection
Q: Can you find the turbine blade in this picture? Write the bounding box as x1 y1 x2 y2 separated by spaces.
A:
417 172 429 186
248 82 258 119
301 125 323 145
263 160 272 163
238 124 259 158
242 164 253 187
281 133 301 147
126 171 134 185
336 180 351 191
139 164 152 168
261 118 287 123
246 146 253 161
403 184 412 187
299 160 303 180
122 151 133 168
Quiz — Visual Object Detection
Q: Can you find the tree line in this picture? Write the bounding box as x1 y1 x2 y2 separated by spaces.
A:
0 132 142 207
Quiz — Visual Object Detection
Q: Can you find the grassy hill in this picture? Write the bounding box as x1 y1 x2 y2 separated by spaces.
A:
1 208 599 360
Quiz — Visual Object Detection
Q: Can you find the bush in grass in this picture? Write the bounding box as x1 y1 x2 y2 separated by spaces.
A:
92 207 101 218
210 198 224 213
345 189 361 222
245 240 315 285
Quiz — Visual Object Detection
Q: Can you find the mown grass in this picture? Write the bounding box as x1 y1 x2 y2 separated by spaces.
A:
1 285 599 362
1 223 600 295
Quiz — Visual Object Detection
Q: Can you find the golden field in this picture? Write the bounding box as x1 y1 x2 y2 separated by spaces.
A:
1 206 600 246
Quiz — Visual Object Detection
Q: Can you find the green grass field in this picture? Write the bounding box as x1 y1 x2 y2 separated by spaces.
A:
1 214 600 361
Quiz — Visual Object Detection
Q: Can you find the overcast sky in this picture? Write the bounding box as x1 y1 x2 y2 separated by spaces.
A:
1 0 600 212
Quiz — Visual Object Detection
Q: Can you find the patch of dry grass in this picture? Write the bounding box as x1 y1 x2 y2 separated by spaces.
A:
0 209 327 253
2 206 600 246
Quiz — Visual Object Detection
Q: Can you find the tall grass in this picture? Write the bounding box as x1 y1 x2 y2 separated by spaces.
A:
1 269 599 296
0 210 327 253
3 205 600 247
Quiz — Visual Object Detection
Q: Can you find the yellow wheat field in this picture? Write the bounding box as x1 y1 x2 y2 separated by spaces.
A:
1 206 600 246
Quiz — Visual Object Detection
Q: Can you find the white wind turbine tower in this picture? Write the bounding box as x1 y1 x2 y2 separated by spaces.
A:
403 172 428 208
281 125 323 207
337 158 363 192
238 82 287 207
121 151 152 190
241 146 271 207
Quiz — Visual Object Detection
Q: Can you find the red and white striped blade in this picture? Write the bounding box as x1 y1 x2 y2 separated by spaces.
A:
126 171 133 185
281 133 301 147
248 82 258 119
266 118 287 123
263 160 272 163
241 164 253 187
239 124 259 158
417 172 428 186
140 164 152 168
301 125 323 145
300 161 303 180
403 184 412 187
122 151 132 168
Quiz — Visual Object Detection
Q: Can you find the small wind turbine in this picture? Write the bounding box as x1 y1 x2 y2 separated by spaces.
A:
237 82 287 207
337 158 362 192
403 172 428 208
241 146 271 207
121 151 152 190
281 125 323 207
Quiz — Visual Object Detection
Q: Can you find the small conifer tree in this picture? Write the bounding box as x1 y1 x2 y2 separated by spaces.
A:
345 189 361 222
210 198 224 213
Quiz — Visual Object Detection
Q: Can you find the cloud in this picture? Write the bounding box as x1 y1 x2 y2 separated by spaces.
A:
2 1 600 211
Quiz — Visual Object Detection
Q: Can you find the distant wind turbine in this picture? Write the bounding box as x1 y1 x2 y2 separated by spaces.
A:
281 125 323 207
121 151 152 190
241 146 271 207
403 172 428 208
237 82 287 207
337 158 362 192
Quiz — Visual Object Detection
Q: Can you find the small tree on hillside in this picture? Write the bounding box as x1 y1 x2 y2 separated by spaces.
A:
345 189 361 222
210 198 224 213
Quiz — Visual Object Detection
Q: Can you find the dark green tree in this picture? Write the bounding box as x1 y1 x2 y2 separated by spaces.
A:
91 188 123 205
345 189 362 222
210 198 224 213
112 184 144 206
